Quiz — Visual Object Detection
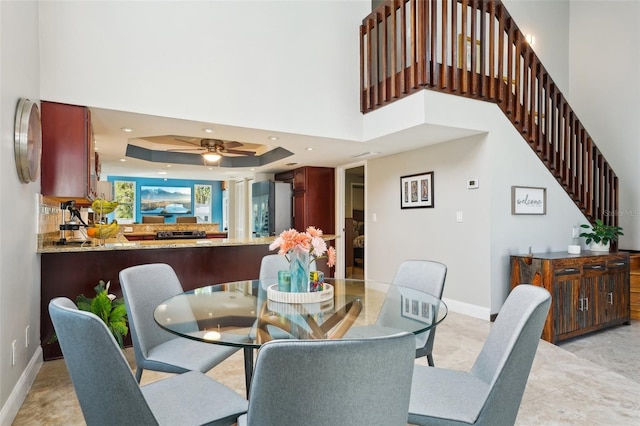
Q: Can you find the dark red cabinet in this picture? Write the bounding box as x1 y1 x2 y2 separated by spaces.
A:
41 101 97 203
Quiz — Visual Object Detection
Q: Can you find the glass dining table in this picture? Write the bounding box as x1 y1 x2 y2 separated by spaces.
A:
153 278 447 396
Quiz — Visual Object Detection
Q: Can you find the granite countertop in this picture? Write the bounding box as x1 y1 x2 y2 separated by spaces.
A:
37 234 339 254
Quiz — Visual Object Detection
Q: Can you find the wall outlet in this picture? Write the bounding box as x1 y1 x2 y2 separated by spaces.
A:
572 227 580 239
456 211 463 222
372 213 377 222
467 179 479 189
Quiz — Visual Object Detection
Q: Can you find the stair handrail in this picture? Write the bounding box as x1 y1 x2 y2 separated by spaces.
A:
360 0 618 226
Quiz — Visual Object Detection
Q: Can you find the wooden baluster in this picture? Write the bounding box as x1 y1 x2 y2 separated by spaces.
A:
521 46 529 134
429 0 436 87
451 0 459 92
563 100 570 188
478 0 487 98
488 0 496 100
470 0 477 95
497 4 505 103
378 5 389 105
461 0 468 93
389 2 397 100
440 0 449 90
416 0 425 86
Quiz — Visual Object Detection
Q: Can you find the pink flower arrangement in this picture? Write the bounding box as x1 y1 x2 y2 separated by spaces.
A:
269 226 336 267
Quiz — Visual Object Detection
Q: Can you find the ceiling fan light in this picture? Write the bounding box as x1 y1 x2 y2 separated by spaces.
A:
202 152 222 162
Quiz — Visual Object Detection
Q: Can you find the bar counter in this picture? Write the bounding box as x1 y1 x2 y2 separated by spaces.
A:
40 235 336 360
37 236 276 253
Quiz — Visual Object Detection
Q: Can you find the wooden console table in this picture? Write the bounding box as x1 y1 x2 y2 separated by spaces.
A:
510 251 630 343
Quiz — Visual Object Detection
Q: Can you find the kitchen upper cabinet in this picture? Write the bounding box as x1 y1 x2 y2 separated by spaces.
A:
276 166 335 234
41 101 97 203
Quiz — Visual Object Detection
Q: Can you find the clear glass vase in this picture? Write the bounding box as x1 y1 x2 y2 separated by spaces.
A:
289 246 310 292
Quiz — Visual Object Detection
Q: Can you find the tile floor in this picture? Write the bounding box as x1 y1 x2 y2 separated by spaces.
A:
11 313 639 425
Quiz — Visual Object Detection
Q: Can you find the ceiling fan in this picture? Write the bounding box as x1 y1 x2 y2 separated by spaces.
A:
169 138 257 163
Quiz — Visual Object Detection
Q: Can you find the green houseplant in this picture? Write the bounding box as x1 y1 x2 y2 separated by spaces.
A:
50 280 128 348
579 219 623 251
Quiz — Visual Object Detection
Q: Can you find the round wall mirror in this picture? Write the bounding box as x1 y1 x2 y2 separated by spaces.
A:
14 98 42 183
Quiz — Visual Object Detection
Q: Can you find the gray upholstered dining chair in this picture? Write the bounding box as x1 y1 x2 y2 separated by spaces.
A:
119 263 239 382
408 284 551 425
390 259 447 365
237 332 416 426
344 259 447 366
49 297 247 426
252 254 318 341
258 253 317 282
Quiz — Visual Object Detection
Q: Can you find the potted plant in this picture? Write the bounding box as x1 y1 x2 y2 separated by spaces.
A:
49 280 128 348
579 219 623 252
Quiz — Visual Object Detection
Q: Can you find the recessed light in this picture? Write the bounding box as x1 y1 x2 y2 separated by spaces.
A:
166 164 172 168
268 136 279 141
158 171 167 175
119 158 127 162
250 168 255 171
306 147 313 151
203 128 214 133
120 127 133 133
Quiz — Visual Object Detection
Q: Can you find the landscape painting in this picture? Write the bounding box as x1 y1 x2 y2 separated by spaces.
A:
140 186 192 214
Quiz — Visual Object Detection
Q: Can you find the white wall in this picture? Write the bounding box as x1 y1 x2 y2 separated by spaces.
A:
503 0 571 93
0 1 42 423
38 0 370 142
366 91 587 316
569 0 640 249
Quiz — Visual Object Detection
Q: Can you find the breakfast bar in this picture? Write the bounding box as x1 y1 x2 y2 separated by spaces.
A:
39 235 335 360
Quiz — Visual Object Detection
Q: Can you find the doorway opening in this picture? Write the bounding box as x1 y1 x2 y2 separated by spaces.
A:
345 166 365 279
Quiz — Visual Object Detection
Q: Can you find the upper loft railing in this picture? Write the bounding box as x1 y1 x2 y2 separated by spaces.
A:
360 0 618 226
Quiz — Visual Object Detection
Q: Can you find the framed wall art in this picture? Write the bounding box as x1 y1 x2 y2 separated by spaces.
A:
511 186 546 215
400 294 433 324
401 171 434 209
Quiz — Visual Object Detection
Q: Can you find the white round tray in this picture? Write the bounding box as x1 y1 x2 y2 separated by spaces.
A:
267 298 335 315
267 283 334 304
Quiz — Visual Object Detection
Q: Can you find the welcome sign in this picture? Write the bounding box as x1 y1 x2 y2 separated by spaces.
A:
512 186 546 215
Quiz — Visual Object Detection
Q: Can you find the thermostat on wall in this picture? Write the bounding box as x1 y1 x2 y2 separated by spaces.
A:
467 179 479 189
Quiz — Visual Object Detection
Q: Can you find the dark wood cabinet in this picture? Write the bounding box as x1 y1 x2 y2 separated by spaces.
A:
510 251 630 343
41 101 97 203
276 166 335 234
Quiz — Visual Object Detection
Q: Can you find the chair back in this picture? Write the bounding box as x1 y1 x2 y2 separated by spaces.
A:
245 333 415 426
119 263 193 364
176 216 197 223
259 254 317 282
471 284 551 425
142 215 165 223
392 260 447 296
380 260 447 358
49 297 157 425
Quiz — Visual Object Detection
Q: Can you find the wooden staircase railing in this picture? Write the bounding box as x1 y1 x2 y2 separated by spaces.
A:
360 0 618 226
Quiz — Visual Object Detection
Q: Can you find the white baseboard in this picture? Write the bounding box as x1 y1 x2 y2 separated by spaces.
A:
443 297 491 321
0 346 43 426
